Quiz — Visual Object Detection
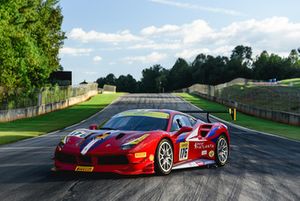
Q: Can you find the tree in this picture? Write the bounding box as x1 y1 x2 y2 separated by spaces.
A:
253 51 287 80
96 73 116 88
227 45 253 80
0 0 65 91
140 65 166 93
116 74 137 92
167 58 192 90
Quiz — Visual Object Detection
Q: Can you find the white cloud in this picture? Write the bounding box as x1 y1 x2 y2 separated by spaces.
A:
175 46 234 59
123 52 167 64
174 17 300 59
181 19 213 44
175 48 210 59
129 42 181 50
141 24 180 35
60 47 93 56
67 17 300 62
69 28 142 43
149 0 243 16
93 56 102 62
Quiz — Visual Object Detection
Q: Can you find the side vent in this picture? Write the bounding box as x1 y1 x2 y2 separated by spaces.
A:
116 133 125 140
200 131 208 137
201 124 212 129
198 124 213 138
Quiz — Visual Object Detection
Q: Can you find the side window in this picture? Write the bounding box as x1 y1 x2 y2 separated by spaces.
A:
189 116 197 126
171 115 181 131
180 115 192 127
171 115 192 131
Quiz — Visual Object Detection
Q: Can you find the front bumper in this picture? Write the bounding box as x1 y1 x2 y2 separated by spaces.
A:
54 152 155 175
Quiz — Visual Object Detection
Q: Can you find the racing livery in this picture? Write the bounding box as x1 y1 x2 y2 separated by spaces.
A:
53 109 230 175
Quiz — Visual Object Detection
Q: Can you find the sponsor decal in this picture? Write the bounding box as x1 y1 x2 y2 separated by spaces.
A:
117 111 169 119
209 150 215 157
135 152 147 158
201 150 207 155
179 142 189 161
75 166 94 172
194 143 214 149
96 133 110 140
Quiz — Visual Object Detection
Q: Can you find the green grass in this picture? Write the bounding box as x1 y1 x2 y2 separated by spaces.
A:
217 85 300 113
176 93 300 141
278 78 300 87
0 93 124 145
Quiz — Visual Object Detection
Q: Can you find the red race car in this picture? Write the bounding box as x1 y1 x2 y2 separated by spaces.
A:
53 109 230 175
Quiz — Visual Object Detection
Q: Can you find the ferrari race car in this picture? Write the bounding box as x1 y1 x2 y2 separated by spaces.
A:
53 109 230 175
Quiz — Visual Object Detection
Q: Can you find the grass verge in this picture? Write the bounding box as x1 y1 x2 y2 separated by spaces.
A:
0 93 124 145
176 93 300 141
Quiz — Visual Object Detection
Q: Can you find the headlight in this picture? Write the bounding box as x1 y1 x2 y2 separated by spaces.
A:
121 134 149 150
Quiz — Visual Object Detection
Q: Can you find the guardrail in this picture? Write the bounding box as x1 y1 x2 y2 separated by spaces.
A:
0 84 98 122
191 92 300 126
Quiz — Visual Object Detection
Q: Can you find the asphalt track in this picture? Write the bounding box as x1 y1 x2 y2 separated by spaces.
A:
0 94 299 201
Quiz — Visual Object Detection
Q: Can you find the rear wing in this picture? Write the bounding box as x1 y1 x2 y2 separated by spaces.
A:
180 108 237 123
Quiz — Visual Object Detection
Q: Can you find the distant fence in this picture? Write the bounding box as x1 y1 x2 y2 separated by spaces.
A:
0 83 98 122
0 84 97 110
181 78 300 126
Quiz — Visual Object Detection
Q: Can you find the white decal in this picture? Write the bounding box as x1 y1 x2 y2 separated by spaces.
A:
201 150 207 155
81 139 99 155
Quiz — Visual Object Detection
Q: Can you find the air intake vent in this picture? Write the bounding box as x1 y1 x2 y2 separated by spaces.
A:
116 133 125 140
201 124 212 129
200 131 208 137
98 155 129 165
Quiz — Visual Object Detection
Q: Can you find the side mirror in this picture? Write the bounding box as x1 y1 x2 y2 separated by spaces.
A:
89 124 98 130
174 126 193 137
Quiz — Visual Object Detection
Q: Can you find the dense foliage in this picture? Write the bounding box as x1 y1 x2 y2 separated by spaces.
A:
0 0 65 91
96 45 300 92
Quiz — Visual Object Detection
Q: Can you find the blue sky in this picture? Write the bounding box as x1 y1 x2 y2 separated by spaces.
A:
59 0 300 84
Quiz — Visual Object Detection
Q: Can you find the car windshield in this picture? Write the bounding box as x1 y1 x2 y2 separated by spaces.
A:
101 116 169 131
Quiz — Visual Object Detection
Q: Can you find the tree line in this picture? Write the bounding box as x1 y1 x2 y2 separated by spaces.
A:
96 45 300 93
0 0 65 92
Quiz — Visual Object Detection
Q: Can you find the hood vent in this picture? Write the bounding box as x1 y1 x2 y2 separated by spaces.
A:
116 133 126 140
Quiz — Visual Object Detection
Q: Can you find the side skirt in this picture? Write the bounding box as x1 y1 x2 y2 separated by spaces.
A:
172 159 215 170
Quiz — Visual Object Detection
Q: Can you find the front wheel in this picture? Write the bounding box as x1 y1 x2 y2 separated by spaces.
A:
155 139 173 175
215 135 229 166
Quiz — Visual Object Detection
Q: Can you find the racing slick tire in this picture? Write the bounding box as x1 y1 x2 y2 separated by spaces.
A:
215 135 229 166
155 139 173 175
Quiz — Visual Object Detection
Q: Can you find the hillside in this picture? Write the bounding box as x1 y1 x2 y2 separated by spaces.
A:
218 84 300 114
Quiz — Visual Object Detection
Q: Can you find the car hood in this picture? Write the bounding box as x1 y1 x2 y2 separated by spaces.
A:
62 129 152 155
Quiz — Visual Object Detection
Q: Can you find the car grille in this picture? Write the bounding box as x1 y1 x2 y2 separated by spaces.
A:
78 155 92 165
55 152 77 164
98 155 129 165
56 152 128 165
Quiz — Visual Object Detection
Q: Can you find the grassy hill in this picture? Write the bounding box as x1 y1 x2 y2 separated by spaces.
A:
278 78 300 87
217 83 300 114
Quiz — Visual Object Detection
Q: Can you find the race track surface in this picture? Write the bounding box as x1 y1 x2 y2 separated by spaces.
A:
0 94 299 201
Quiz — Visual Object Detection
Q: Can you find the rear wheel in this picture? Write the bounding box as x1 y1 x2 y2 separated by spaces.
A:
155 139 173 175
215 135 229 166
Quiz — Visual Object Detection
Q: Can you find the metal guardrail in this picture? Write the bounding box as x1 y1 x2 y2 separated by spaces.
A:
0 83 98 110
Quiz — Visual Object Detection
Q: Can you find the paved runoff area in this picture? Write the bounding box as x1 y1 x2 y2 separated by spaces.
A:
0 94 299 201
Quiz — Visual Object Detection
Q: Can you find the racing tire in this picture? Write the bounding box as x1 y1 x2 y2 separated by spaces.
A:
215 135 229 166
155 139 173 175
